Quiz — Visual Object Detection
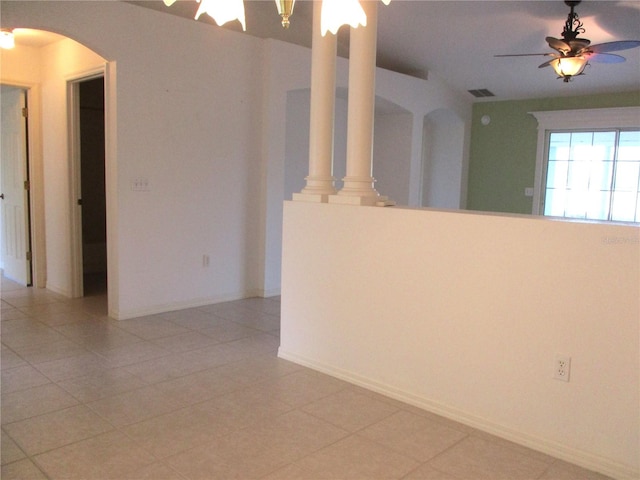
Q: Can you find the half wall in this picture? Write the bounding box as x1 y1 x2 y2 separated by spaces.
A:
280 201 639 479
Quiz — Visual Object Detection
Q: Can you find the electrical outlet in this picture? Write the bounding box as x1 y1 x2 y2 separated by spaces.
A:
202 254 210 267
554 355 571 382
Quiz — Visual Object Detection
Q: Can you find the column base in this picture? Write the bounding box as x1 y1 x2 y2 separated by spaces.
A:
292 192 332 203
328 194 395 207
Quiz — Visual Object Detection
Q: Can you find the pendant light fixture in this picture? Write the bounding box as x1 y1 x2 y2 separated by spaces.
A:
162 0 390 33
275 0 296 29
163 0 246 30
321 0 391 36
321 0 367 36
195 0 246 30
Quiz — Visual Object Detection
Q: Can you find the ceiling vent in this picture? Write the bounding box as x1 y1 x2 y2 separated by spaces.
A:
468 89 495 98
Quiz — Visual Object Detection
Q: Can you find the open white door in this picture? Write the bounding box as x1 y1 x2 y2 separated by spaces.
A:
1 86 32 285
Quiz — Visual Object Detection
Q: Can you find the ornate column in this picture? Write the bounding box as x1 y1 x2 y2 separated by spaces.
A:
329 0 391 206
293 0 337 203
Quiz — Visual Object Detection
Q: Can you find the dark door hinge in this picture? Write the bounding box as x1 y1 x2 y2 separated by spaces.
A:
24 180 30 190
26 251 32 261
22 107 28 118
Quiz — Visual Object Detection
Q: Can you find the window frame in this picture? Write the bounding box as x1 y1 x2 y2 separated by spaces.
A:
530 107 640 219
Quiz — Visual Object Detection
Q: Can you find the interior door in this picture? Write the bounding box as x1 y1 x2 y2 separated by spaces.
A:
1 86 32 285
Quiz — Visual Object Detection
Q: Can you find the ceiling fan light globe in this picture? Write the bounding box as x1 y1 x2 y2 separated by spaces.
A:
551 56 587 80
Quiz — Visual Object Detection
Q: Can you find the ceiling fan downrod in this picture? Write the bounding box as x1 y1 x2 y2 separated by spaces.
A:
562 0 586 42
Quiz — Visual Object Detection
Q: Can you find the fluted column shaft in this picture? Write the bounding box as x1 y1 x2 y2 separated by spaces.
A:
294 0 337 202
331 0 381 204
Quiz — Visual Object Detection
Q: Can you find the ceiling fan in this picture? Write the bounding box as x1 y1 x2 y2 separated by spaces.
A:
495 0 640 82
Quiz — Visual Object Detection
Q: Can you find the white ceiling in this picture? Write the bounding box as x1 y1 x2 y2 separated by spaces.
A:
131 0 640 101
11 28 66 48
14 1 640 101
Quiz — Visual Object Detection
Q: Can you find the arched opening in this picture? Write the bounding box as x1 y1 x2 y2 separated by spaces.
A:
0 28 115 314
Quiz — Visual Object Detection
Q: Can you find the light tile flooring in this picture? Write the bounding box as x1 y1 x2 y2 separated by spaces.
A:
1 276 612 480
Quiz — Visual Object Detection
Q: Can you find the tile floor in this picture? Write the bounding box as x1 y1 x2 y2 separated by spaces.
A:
1 276 612 480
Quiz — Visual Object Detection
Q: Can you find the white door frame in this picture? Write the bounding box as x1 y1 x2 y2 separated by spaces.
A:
0 86 31 284
68 62 118 317
1 80 45 288
67 68 106 299
67 62 118 318
104 62 119 319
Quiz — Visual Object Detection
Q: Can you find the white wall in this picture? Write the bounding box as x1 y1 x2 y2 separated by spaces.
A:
0 43 40 80
39 39 105 296
2 1 473 317
258 40 315 298
422 108 467 209
280 201 639 480
2 1 266 317
284 89 311 199
1 43 46 288
374 111 413 205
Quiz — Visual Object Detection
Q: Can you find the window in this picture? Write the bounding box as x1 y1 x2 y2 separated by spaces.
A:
543 129 640 222
531 107 640 223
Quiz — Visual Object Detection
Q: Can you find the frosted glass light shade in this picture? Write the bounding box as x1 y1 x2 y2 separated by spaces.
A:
195 0 246 31
0 29 15 49
551 56 588 81
321 0 367 36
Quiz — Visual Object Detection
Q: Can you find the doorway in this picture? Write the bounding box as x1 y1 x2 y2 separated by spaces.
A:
71 76 107 297
0 86 33 286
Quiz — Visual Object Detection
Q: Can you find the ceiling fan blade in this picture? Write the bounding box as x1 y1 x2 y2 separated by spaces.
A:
546 36 571 53
585 52 627 63
494 53 551 57
538 59 554 68
589 40 640 53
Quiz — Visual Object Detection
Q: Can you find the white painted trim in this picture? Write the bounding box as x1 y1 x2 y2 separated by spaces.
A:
529 107 640 215
44 281 72 298
256 288 281 298
278 348 639 480
530 107 640 130
0 79 46 288
67 66 106 299
104 62 118 320
67 78 83 298
113 292 258 320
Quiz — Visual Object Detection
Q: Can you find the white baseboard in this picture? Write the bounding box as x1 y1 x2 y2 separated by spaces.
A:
258 288 281 298
278 348 638 480
45 283 73 298
113 292 251 320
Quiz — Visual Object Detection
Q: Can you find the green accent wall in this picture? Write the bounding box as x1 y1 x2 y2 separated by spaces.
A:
466 90 640 214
